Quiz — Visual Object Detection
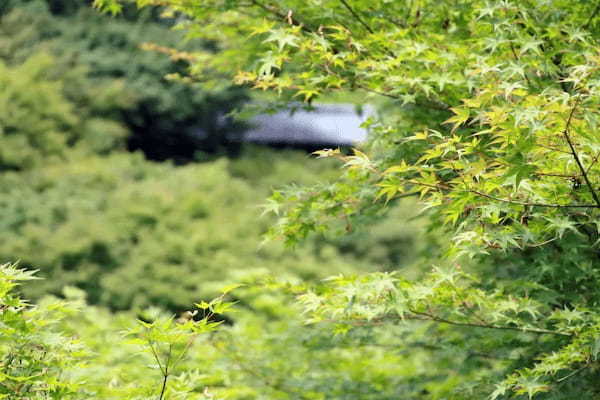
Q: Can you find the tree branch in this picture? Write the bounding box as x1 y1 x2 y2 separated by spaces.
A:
356 84 451 111
585 151 600 174
468 189 599 209
584 2 600 29
158 344 172 400
509 41 532 87
327 311 572 337
247 0 314 33
406 309 572 337
338 0 374 34
561 96 600 208
158 374 168 400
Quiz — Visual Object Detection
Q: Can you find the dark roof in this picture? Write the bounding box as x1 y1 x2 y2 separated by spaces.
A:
243 104 372 146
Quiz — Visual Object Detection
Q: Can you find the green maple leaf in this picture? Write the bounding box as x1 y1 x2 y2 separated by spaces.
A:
265 28 299 50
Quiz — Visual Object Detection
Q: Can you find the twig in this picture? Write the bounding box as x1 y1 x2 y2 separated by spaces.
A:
557 364 589 383
326 312 572 337
407 309 572 337
158 344 172 400
148 341 165 376
356 84 451 111
158 374 168 400
468 189 599 209
338 0 374 34
535 172 581 179
584 2 600 29
247 0 314 33
509 41 532 87
585 151 600 174
561 96 600 208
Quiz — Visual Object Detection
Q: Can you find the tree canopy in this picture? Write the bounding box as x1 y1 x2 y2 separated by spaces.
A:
3 0 600 398
91 0 600 397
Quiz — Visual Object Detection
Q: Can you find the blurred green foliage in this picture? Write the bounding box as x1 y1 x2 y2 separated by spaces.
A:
0 149 423 311
0 2 434 399
0 53 127 171
0 1 247 161
3 263 473 400
0 0 424 315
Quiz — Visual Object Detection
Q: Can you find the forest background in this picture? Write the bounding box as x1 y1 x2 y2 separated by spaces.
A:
3 0 600 399
0 1 426 399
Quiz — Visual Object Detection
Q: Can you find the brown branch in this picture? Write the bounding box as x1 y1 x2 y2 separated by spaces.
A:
247 0 314 33
148 341 165 376
157 344 172 400
390 173 597 208
407 309 572 337
338 0 374 34
406 174 597 208
356 84 451 111
536 142 572 155
468 189 599 209
326 312 572 337
585 151 600 174
561 96 600 208
557 364 590 383
535 172 581 179
158 374 168 400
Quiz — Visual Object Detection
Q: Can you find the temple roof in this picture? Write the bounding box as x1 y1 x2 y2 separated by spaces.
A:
242 104 372 146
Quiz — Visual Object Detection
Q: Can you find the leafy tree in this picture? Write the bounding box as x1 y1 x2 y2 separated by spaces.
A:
0 263 235 399
0 263 84 398
94 0 600 397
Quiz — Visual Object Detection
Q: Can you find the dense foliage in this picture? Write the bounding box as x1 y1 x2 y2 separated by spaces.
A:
2 263 459 399
1 0 424 314
0 2 247 161
1 149 422 311
6 0 600 398
90 0 600 398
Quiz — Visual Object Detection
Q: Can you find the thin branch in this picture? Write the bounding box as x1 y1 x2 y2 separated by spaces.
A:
171 336 196 370
561 96 600 208
148 341 165 376
158 344 172 400
535 172 581 179
247 0 314 33
536 142 572 155
557 364 589 383
338 0 374 34
468 189 599 209
584 2 600 29
585 151 600 174
328 312 572 337
158 374 168 400
356 84 451 111
509 41 532 87
215 335 292 394
407 309 572 336
391 175 597 208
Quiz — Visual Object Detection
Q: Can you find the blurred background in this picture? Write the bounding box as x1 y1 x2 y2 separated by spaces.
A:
0 2 457 398
0 0 429 313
